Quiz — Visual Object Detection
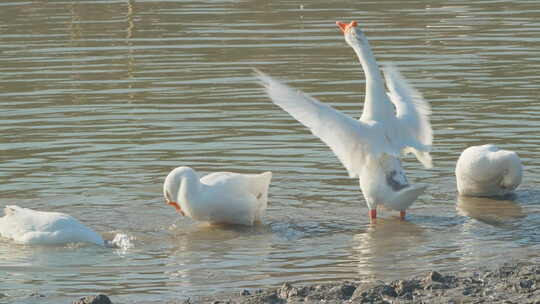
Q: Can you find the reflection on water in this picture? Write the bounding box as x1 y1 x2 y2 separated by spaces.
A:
455 193 540 270
1 0 540 303
165 222 274 295
456 195 525 226
352 219 427 280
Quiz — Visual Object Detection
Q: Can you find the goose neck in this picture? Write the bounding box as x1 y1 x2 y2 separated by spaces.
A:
351 41 388 119
179 171 201 205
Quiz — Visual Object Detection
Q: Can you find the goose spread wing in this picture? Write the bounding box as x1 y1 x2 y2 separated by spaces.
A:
256 69 392 178
383 64 433 168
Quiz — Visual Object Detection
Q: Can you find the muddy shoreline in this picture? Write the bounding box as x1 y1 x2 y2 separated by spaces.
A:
74 262 540 303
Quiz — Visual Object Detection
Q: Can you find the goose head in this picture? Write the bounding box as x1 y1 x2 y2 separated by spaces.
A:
163 166 197 216
336 21 369 49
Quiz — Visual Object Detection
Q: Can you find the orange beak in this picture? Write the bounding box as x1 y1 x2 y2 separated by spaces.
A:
336 21 358 33
167 201 185 216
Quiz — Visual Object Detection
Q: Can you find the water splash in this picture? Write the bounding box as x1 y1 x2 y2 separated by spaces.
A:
105 233 134 254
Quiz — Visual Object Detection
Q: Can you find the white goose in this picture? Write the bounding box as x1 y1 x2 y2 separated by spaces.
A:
456 144 522 197
0 205 105 246
163 166 272 226
255 21 432 221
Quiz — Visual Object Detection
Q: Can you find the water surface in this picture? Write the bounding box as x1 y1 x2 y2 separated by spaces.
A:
1 1 540 303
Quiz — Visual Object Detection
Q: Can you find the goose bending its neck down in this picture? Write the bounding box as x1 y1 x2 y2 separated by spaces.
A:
0 205 105 246
456 144 522 197
255 21 433 222
163 166 272 226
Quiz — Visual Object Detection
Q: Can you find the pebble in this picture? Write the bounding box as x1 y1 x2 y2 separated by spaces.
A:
72 294 112 304
241 289 250 296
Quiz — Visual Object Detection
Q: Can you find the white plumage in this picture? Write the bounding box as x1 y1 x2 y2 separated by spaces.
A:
0 205 105 246
456 144 522 197
163 166 272 226
255 21 432 220
383 65 433 167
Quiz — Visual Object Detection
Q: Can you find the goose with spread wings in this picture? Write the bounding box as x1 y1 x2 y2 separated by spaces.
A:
255 21 433 221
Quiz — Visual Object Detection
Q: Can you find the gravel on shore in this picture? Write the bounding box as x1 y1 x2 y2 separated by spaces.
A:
75 262 540 304
199 262 540 304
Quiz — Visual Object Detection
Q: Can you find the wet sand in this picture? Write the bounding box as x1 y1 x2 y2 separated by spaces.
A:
74 262 540 303
190 262 540 303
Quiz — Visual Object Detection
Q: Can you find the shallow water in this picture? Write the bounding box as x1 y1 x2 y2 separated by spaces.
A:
1 0 540 303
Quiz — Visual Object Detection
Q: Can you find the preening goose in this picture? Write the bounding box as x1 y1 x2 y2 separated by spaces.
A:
456 144 522 197
163 166 272 226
